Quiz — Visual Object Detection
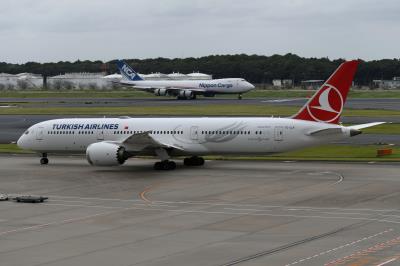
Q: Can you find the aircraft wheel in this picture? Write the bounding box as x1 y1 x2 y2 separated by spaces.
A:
184 156 204 166
154 161 176 170
197 157 205 166
183 158 191 166
238 94 242 100
154 161 162 170
167 161 176 170
40 157 49 165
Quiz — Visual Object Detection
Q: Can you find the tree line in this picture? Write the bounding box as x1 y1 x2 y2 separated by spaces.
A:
1 53 399 85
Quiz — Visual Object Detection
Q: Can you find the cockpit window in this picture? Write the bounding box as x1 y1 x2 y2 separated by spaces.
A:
24 130 29 135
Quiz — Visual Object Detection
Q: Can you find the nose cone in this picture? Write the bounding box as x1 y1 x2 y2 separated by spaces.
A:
17 134 27 149
247 82 255 91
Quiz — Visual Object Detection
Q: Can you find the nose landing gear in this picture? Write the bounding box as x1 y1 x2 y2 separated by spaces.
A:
40 153 48 165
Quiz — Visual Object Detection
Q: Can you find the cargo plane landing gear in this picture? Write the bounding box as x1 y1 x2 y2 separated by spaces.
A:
40 153 48 165
183 156 205 166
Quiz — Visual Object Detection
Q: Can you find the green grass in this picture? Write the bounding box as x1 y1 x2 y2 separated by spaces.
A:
211 145 400 162
1 104 400 117
245 89 400 99
0 144 33 154
2 89 400 99
360 123 400 135
275 145 399 159
1 143 398 161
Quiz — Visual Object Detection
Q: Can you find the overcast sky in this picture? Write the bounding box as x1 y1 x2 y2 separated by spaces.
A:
1 0 399 63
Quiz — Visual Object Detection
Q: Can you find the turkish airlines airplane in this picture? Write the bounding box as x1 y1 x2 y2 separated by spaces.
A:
116 60 255 99
17 60 383 170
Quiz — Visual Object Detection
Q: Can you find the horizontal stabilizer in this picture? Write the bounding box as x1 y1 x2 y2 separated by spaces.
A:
347 122 386 130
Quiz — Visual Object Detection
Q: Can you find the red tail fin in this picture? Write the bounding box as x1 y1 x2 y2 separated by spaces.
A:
293 60 359 124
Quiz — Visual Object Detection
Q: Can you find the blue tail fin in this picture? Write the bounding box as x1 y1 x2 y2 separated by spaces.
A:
116 60 143 81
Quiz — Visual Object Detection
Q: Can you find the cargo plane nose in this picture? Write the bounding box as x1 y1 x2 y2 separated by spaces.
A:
246 81 255 91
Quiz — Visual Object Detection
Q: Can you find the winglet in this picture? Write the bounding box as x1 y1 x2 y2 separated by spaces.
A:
293 60 359 124
116 60 143 81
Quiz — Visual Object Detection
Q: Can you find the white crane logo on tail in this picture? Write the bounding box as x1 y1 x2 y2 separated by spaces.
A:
307 84 344 123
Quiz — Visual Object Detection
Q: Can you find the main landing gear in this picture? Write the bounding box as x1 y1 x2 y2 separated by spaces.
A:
153 160 176 170
152 149 205 170
153 148 176 170
238 94 242 100
40 153 49 165
183 156 205 166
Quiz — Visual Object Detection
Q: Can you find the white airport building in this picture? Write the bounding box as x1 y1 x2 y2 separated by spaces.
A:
103 72 212 81
47 72 109 90
0 71 213 90
372 77 400 89
0 72 43 90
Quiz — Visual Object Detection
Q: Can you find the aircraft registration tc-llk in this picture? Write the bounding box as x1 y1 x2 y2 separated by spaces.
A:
17 60 384 170
116 60 255 100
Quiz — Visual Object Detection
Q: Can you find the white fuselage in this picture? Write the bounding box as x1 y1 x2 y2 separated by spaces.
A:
122 78 255 94
17 117 352 156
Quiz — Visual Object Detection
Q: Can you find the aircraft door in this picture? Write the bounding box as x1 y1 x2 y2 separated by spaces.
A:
274 126 284 141
36 127 44 140
190 126 199 142
97 130 104 140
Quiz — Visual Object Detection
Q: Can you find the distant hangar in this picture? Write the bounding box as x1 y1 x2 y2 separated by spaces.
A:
0 71 212 90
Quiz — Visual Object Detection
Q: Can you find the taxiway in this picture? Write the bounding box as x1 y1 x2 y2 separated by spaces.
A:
0 156 399 266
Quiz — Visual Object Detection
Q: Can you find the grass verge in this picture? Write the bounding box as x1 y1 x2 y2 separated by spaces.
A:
209 145 400 162
0 144 33 154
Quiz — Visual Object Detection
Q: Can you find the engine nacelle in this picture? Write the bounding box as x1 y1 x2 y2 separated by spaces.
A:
154 88 168 96
178 90 194 99
86 142 129 166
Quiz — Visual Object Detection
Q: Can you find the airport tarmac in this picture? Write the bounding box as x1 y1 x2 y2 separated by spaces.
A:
0 156 400 266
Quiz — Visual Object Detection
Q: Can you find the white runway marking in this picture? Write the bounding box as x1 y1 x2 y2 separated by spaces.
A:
0 207 134 237
285 229 394 266
19 203 400 225
3 198 400 239
261 98 304 103
376 258 397 266
320 171 344 185
45 195 400 214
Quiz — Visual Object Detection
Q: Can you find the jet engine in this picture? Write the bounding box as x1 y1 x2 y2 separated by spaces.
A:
154 88 168 96
178 90 194 99
86 142 129 166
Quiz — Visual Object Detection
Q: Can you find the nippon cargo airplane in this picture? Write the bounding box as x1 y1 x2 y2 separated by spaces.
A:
17 60 384 170
116 60 255 100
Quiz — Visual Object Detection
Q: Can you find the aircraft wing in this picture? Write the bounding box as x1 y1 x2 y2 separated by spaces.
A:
156 87 206 92
117 131 184 152
117 80 206 92
131 85 205 92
